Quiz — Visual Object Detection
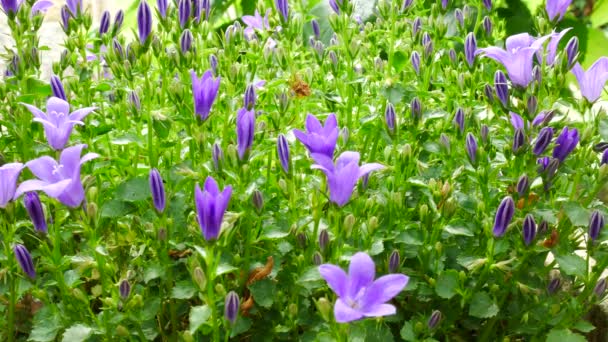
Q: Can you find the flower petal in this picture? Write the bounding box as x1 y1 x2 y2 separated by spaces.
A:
334 298 364 323
319 264 349 298
362 304 397 318
348 252 375 297
204 176 220 195
305 114 323 133
360 274 409 309
358 163 384 179
14 179 72 199
26 156 60 182
69 107 96 122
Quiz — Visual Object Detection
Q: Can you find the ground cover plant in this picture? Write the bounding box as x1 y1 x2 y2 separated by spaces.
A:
2 0 608 340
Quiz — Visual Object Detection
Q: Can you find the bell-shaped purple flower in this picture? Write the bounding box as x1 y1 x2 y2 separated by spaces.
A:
464 32 477 67
571 57 608 103
483 0 492 10
1 162 24 208
546 0 572 21
589 210 605 241
329 0 342 14
277 134 290 173
24 192 47 233
465 133 477 164
137 0 152 44
242 9 270 40
311 152 384 207
1 0 20 14
275 0 289 23
533 127 554 156
194 176 232 241
14 144 98 208
157 0 167 18
318 252 409 323
522 214 536 246
66 0 82 16
225 291 240 324
14 244 35 279
22 97 96 151
191 69 221 121
293 113 339 158
149 168 165 213
493 196 515 237
546 28 571 66
99 10 111 35
479 33 550 87
236 108 255 160
494 70 509 107
552 127 579 162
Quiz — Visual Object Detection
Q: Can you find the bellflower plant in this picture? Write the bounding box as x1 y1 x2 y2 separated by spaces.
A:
571 57 608 103
318 252 409 323
194 176 232 241
191 70 221 121
14 244 36 279
546 0 571 21
553 127 579 162
242 10 270 40
0 163 23 208
294 113 339 158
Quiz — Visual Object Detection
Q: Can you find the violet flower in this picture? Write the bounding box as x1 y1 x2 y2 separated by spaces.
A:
22 97 96 151
311 151 384 207
14 244 35 279
589 210 605 241
479 33 550 87
225 291 240 324
602 149 608 166
533 127 554 156
465 133 477 164
546 28 571 66
546 0 571 22
293 113 339 158
565 36 578 68
522 214 536 246
178 0 190 28
242 9 270 40
1 0 52 16
137 0 152 44
0 163 24 208
464 32 477 67
66 0 82 16
99 10 111 35
494 70 509 107
318 252 409 323
191 69 221 121
14 144 99 208
552 127 579 162
236 107 255 160
194 176 232 241
571 57 608 103
329 0 342 14
510 112 524 130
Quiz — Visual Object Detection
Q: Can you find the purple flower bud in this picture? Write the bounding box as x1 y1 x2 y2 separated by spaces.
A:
340 127 349 145
512 128 526 153
137 1 152 44
493 196 515 237
401 0 414 11
119 279 131 299
454 108 465 133
594 278 607 297
314 40 325 58
532 65 542 85
149 168 165 213
481 124 489 144
1 0 20 14
296 232 307 248
313 252 323 265
309 20 320 40
440 133 451 153
516 175 529 197
329 0 340 14
236 107 255 160
61 6 70 33
494 70 509 107
329 51 338 69
522 214 536 246
157 0 168 18
538 220 549 234
50 75 67 101
565 36 578 68
594 142 608 152
527 95 537 115
112 38 124 59
533 127 554 156
385 103 396 133
412 17 422 36
276 134 290 173
422 33 433 58
252 190 264 213
602 149 608 165
483 0 492 10
244 84 256 110
388 250 400 273
178 0 190 28
455 9 464 28
552 127 579 162
411 51 420 75
114 10 125 33
180 29 193 54
482 16 492 36
441 0 448 10
589 210 605 241
547 277 561 294
24 192 47 234
99 11 111 36
224 291 240 324
276 0 289 23
201 0 211 21
466 133 478 164
318 229 329 251
14 244 35 279
213 143 223 171
428 310 442 329
128 91 141 111
448 48 457 64
484 84 494 103
411 97 421 120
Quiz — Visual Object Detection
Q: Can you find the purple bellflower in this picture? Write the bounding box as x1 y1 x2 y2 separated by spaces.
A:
293 113 339 158
14 244 35 279
318 252 409 323
565 36 578 68
194 176 232 241
276 0 289 23
137 0 152 44
0 163 24 208
242 9 270 40
22 97 96 151
311 151 384 207
546 28 571 66
225 291 240 324
522 214 536 246
178 0 190 28
236 107 255 160
479 33 550 87
30 1 53 16
552 127 579 162
493 196 515 237
14 144 99 208
602 149 608 165
571 57 608 103
66 0 82 16
329 0 342 14
546 0 572 22
99 10 111 35
465 133 477 164
494 70 509 107
510 112 524 130
191 69 221 121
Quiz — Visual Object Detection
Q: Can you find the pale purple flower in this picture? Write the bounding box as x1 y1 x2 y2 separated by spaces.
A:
242 9 270 40
0 163 24 208
552 127 579 162
571 57 608 103
66 0 82 16
311 151 384 207
546 28 571 66
194 176 232 241
1 0 52 16
191 69 221 121
22 97 96 150
294 113 339 158
510 112 524 130
31 0 53 15
14 144 98 208
546 0 571 21
318 252 409 323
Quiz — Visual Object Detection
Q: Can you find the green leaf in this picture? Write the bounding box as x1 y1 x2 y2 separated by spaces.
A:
100 200 136 218
141 297 161 321
400 321 416 341
392 51 408 73
29 306 62 342
370 240 384 256
435 270 459 299
563 201 589 226
111 133 143 146
469 291 499 318
144 263 163 283
115 177 152 202
590 0 608 28
171 281 197 299
217 263 238 276
555 254 586 277
189 305 212 334
546 328 587 342
241 0 256 15
230 317 253 338
61 324 93 342
248 279 276 308
443 221 474 237
572 319 596 333
600 116 608 141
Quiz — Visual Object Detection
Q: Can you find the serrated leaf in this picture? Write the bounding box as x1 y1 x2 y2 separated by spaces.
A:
563 201 589 227
443 221 474 237
435 270 459 299
555 254 586 277
100 200 136 218
469 291 499 318
370 240 384 256
392 51 408 73
61 324 93 342
189 305 212 334
248 279 276 308
115 177 151 202
144 263 163 283
400 321 416 341
546 328 587 342
29 306 62 342
171 281 197 299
